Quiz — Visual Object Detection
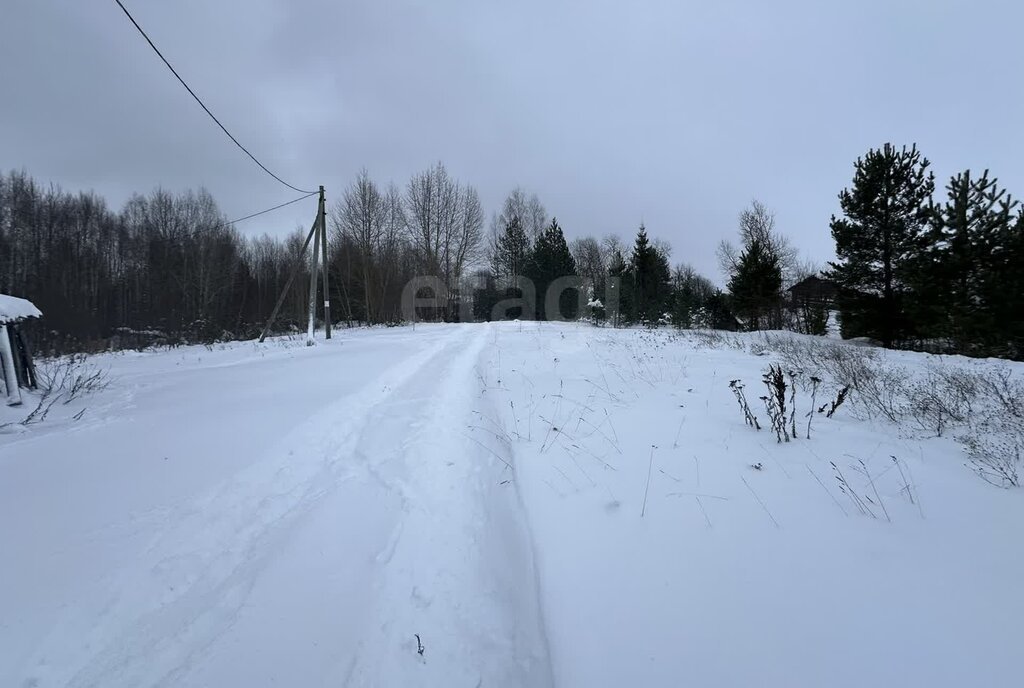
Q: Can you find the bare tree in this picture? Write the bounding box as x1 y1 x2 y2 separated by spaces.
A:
333 169 387 323
525 194 547 240
453 186 485 284
404 163 482 319
570 236 608 295
498 188 547 240
653 237 673 262
672 263 717 301
602 234 626 264
718 199 801 286
792 258 821 283
375 183 407 322
485 212 503 276
405 163 447 278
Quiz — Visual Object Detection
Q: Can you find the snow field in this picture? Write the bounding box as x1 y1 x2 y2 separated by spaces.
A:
2 322 1022 687
475 323 1023 687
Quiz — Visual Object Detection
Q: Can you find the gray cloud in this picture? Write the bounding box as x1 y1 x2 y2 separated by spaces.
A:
2 0 1021 282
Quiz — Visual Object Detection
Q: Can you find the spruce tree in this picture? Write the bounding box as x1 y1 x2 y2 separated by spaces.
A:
727 238 782 331
988 208 1024 357
630 225 651 321
914 170 1018 353
828 143 935 346
496 216 530 278
490 216 531 319
524 218 577 319
628 224 671 324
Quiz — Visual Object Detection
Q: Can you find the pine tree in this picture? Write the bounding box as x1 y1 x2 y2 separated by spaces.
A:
914 170 1018 353
987 208 1024 357
630 224 652 321
828 144 935 346
628 224 670 325
524 218 577 319
727 238 782 331
495 216 530 279
488 216 532 319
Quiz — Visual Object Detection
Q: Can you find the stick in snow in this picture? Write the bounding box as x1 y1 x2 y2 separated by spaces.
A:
666 492 729 501
694 495 712 528
641 445 656 518
459 432 513 471
805 464 848 516
672 413 686 448
659 468 682 483
741 475 780 529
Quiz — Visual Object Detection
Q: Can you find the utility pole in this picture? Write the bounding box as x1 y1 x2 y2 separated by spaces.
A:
319 185 331 339
258 217 317 343
258 187 330 344
306 206 321 346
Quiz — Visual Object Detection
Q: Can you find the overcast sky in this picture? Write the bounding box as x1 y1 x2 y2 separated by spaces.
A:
2 0 1021 282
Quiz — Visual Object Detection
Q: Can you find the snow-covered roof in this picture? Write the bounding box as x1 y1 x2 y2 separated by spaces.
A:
0 294 42 325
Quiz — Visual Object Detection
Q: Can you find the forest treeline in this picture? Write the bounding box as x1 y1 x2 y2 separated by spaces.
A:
2 143 1022 359
0 163 735 353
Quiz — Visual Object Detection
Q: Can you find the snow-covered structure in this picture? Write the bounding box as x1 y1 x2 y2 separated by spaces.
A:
0 293 42 405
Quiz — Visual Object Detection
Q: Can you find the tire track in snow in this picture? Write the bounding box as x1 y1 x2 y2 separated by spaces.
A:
343 323 554 688
18 328 465 688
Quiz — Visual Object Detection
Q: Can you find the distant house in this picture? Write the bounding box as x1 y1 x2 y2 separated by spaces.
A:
787 275 838 309
0 294 42 406
785 276 838 335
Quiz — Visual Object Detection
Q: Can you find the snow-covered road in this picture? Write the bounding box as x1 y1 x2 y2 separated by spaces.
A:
1 324 550 687
3 322 1022 687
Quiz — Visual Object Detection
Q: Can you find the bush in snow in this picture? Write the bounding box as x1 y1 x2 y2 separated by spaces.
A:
960 427 1022 488
957 368 1023 488
764 333 909 423
2 354 112 429
36 354 110 404
904 365 980 437
708 331 1024 486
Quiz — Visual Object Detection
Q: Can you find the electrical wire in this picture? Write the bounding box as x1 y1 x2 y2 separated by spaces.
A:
111 0 316 195
224 191 319 227
196 191 319 237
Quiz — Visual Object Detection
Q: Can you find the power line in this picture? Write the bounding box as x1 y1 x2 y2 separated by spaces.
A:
111 0 315 195
224 191 319 227
200 191 319 236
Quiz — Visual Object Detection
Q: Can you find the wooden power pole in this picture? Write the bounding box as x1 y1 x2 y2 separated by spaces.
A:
305 205 321 345
258 186 330 343
319 186 331 339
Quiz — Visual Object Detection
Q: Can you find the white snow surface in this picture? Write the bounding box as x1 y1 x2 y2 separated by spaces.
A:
1 322 1021 687
0 293 42 324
